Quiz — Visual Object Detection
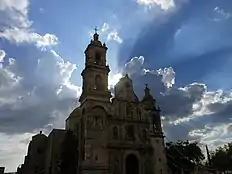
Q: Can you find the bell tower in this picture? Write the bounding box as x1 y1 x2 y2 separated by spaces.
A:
79 29 112 104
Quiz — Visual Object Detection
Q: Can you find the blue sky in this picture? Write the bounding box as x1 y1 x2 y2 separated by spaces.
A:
0 0 232 172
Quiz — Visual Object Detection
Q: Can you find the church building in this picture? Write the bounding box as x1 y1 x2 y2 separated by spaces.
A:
17 31 169 174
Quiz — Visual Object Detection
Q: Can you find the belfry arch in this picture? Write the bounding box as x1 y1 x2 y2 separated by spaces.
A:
94 75 103 90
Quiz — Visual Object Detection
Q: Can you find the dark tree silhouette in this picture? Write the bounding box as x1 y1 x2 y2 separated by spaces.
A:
60 130 78 174
166 140 205 174
211 142 232 173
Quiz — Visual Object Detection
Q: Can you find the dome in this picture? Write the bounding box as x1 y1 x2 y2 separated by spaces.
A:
114 74 139 102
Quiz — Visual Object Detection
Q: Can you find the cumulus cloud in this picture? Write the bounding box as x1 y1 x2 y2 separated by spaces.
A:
108 73 123 88
118 0 194 66
0 28 58 49
157 67 175 88
89 22 123 44
124 56 145 76
0 46 82 172
0 0 58 49
0 0 30 28
189 123 232 151
137 0 175 10
1 43 231 172
0 0 79 134
0 50 6 62
212 7 231 22
0 133 33 172
172 89 232 125
0 48 81 134
0 1 82 170
125 56 206 118
117 0 232 149
1 0 232 171
124 55 232 147
107 30 123 44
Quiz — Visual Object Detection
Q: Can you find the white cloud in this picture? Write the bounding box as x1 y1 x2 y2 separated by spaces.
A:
0 49 80 132
0 0 28 13
124 56 145 76
0 0 30 28
137 0 175 10
36 34 59 49
0 0 231 169
0 28 58 49
123 56 175 88
108 72 123 88
0 59 23 106
172 88 232 125
0 1 78 170
0 50 6 62
89 22 123 44
0 49 81 171
0 133 33 172
193 89 232 116
157 67 175 88
0 0 58 49
213 7 231 22
101 23 110 33
40 50 81 99
189 123 232 150
1 51 232 172
123 55 232 151
107 30 123 44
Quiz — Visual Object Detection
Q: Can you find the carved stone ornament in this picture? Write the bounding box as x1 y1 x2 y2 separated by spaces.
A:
94 116 104 129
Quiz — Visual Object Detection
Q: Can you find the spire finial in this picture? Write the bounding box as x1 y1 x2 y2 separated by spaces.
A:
93 26 99 41
94 26 98 34
145 84 150 96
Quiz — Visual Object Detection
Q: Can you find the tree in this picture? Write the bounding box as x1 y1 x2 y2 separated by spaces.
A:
166 140 205 174
211 142 232 173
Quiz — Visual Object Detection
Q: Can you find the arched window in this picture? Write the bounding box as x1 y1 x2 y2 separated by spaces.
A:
112 126 119 139
126 125 135 140
94 75 103 90
91 106 106 130
95 52 101 65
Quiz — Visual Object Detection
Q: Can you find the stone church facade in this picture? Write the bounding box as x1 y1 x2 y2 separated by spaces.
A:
17 32 169 174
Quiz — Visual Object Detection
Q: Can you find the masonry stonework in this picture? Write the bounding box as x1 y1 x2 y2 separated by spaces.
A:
17 31 169 174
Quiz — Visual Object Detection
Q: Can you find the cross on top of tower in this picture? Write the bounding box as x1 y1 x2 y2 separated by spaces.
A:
93 26 99 41
94 26 98 34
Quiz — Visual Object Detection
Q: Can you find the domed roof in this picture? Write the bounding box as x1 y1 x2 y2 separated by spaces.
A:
114 74 139 102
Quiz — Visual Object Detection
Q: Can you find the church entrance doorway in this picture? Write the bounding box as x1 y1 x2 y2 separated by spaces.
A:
126 154 139 174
